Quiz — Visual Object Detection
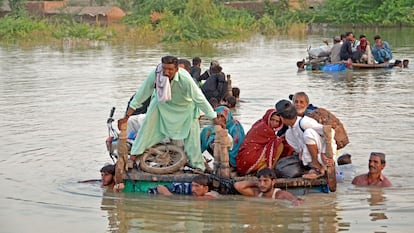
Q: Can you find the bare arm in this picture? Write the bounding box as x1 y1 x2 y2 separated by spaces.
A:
157 185 173 196
275 190 303 206
234 181 259 197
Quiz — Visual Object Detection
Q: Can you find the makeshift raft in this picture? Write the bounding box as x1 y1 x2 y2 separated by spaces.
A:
114 117 333 194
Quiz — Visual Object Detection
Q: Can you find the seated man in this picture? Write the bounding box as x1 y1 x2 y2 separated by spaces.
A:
190 57 202 85
178 58 192 73
156 175 219 200
352 152 392 187
234 168 303 205
201 64 227 103
100 164 115 190
275 99 335 179
371 35 392 63
290 92 318 117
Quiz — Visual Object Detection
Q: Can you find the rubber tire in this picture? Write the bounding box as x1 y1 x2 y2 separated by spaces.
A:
139 144 188 174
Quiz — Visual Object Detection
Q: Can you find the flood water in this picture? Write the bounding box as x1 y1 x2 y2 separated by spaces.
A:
1 28 413 233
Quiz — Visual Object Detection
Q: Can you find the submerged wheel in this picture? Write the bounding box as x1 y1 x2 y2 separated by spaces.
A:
139 144 188 174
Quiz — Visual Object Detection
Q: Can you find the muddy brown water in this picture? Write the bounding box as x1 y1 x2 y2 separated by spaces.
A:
1 28 413 232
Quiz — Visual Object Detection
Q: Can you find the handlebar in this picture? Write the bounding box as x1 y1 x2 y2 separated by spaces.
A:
107 107 116 124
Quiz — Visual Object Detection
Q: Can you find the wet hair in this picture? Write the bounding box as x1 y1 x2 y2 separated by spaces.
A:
178 58 191 72
371 152 386 164
394 60 402 67
161 55 178 66
232 87 240 98
192 175 210 187
337 153 352 165
256 168 276 180
192 57 201 66
403 59 409 68
100 164 115 175
374 35 381 40
296 60 305 68
292 91 310 105
225 96 237 108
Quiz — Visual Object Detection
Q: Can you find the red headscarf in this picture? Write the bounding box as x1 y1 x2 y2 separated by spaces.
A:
236 108 293 175
358 38 367 53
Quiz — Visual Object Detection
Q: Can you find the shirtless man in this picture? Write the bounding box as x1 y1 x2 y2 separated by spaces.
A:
234 168 303 206
352 152 392 187
100 164 115 190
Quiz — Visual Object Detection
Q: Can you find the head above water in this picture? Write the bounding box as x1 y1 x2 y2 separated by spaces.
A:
370 152 386 164
100 164 115 175
191 175 211 197
337 153 352 165
232 87 240 98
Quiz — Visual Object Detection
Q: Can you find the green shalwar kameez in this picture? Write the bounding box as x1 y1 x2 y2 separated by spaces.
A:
129 67 217 170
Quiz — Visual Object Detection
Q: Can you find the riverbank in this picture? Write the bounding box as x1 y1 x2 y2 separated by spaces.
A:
1 0 413 45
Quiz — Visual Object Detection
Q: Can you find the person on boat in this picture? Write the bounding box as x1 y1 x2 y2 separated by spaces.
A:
236 108 294 175
351 34 360 53
352 152 392 187
275 99 335 179
234 168 303 205
201 106 245 169
357 35 374 64
178 58 191 73
371 35 392 63
340 32 362 62
121 56 218 179
190 57 202 85
100 164 115 190
156 175 219 199
200 63 228 103
290 92 318 117
329 36 342 63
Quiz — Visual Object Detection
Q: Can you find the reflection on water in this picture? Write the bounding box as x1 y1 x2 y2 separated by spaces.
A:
100 191 339 233
1 30 414 232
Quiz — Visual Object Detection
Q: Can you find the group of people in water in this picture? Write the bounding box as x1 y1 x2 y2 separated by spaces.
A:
101 55 392 204
298 31 409 70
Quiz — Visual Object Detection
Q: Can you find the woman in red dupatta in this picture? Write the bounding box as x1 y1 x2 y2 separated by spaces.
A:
236 108 294 175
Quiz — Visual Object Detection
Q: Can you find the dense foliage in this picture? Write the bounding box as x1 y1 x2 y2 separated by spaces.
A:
297 0 414 26
1 0 413 44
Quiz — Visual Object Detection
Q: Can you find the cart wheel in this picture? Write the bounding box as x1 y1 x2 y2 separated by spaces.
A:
139 144 187 174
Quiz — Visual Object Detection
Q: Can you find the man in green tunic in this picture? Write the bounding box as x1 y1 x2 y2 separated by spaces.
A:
123 55 218 171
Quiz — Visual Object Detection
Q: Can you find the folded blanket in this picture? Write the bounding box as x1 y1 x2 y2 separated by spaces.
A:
155 63 171 102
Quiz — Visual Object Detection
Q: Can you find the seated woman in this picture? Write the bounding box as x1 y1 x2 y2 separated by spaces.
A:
236 109 294 175
357 37 374 64
200 106 245 168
